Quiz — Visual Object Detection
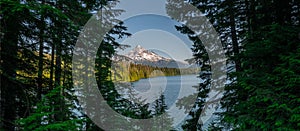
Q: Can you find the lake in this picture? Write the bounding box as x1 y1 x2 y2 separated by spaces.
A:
132 74 200 108
115 74 201 128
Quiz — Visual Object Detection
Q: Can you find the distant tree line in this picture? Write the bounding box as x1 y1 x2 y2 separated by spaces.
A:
111 62 200 82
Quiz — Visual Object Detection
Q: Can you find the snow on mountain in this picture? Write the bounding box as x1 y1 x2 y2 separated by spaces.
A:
112 45 190 68
125 45 172 62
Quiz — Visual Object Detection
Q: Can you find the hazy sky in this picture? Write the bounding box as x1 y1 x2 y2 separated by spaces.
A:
116 14 194 62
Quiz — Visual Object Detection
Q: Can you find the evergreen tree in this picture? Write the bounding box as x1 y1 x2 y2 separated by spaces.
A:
221 23 300 130
0 1 34 129
0 0 130 130
18 86 82 130
167 0 300 130
220 0 300 130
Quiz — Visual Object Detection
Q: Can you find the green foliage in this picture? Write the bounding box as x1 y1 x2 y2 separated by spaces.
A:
1 0 131 130
171 25 211 130
222 24 300 130
171 0 300 130
3 0 299 130
17 86 82 131
1 0 35 129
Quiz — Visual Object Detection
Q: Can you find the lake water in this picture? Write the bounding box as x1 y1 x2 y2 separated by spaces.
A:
132 74 200 108
115 74 201 129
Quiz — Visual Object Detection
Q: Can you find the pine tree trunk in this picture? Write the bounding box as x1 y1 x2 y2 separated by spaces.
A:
54 9 63 120
229 1 241 72
50 43 55 91
37 0 45 100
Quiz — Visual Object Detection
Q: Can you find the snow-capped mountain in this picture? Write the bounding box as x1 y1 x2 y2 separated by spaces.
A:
112 45 190 68
125 45 172 62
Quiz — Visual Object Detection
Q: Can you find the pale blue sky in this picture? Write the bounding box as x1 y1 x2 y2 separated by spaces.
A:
116 14 194 62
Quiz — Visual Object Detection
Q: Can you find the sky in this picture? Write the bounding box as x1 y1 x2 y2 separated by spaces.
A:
108 0 196 62
115 14 194 62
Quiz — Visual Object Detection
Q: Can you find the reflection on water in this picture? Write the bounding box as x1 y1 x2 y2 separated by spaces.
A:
132 75 199 108
115 74 200 128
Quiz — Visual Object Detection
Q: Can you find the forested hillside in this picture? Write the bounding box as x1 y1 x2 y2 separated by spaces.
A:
111 62 199 82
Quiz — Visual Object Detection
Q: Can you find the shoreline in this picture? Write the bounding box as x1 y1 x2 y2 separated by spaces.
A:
113 73 199 83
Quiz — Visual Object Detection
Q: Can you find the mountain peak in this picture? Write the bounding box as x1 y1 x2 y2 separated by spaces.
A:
136 45 142 48
133 45 146 52
114 45 190 68
125 45 168 62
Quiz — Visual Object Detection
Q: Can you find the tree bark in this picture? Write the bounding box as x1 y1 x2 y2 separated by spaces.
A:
37 0 45 100
229 1 241 72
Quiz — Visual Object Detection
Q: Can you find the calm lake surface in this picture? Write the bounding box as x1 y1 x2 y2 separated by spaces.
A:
132 74 200 108
116 74 201 129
